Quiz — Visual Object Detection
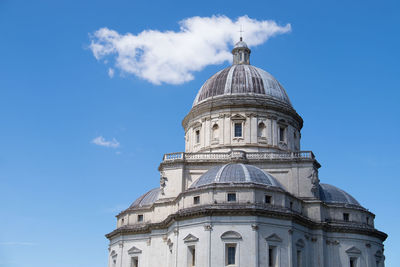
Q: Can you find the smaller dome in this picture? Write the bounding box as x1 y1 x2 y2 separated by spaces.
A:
190 163 284 189
129 188 160 208
319 184 361 206
234 40 248 49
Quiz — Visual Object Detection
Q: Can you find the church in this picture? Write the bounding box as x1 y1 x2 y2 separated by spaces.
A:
106 38 387 267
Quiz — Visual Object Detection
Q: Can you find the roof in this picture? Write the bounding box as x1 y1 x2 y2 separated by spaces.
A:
192 64 292 107
319 183 361 206
129 188 160 208
189 163 284 189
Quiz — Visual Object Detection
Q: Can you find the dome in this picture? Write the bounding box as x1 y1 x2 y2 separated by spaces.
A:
233 40 248 49
192 64 292 107
190 163 284 189
129 188 160 208
319 183 361 206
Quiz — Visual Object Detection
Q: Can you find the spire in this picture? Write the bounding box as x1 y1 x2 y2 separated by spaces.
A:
232 37 251 65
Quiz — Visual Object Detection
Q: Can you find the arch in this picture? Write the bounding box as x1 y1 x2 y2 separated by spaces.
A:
346 246 361 255
221 231 242 240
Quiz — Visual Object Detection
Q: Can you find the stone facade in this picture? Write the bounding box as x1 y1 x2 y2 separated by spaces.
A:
106 39 387 267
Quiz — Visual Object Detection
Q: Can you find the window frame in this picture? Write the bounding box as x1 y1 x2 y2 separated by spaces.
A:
225 243 237 266
187 245 196 267
265 195 272 204
279 126 286 143
131 257 139 267
227 193 237 202
234 122 243 138
350 257 357 267
268 245 277 267
195 129 200 144
193 196 200 205
137 214 144 222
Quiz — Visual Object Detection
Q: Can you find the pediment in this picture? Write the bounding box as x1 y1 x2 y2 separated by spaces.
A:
231 114 246 121
191 121 202 128
265 233 282 243
346 246 361 255
221 231 242 240
128 246 142 254
110 250 117 257
183 233 199 243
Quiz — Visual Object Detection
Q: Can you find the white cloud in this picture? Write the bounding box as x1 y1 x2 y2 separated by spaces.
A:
91 136 120 148
89 15 291 85
108 68 114 78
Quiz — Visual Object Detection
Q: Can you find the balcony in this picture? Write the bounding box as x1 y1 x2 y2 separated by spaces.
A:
162 150 315 163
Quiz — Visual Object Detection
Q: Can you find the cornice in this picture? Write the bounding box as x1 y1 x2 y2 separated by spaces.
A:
106 204 387 242
182 95 303 131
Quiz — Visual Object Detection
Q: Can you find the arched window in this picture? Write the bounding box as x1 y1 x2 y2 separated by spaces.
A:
221 231 242 266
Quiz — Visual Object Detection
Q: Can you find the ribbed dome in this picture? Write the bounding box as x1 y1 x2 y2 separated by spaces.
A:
129 188 160 208
192 65 292 107
190 163 284 189
319 184 361 206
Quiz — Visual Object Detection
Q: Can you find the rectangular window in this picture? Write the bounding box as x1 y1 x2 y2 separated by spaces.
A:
195 130 200 144
188 246 196 267
234 123 242 137
193 196 200 205
268 247 276 267
265 195 271 204
227 193 236 202
138 214 143 222
131 257 138 267
226 244 236 265
343 213 349 222
279 126 286 142
350 258 356 267
297 250 302 267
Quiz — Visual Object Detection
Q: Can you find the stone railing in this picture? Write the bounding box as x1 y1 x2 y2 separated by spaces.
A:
162 151 315 162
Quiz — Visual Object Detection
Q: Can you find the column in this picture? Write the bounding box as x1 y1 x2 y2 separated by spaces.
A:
272 117 278 146
252 224 259 267
219 115 225 145
267 117 273 145
251 115 257 144
224 114 231 145
245 113 251 144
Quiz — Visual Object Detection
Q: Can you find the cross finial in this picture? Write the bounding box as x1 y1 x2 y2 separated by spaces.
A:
239 25 244 41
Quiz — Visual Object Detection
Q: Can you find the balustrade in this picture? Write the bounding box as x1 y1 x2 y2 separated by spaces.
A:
163 151 314 162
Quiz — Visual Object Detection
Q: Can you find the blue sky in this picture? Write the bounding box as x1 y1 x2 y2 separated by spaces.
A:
0 0 399 266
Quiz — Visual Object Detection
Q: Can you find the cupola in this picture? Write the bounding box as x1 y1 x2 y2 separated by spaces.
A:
232 37 251 65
